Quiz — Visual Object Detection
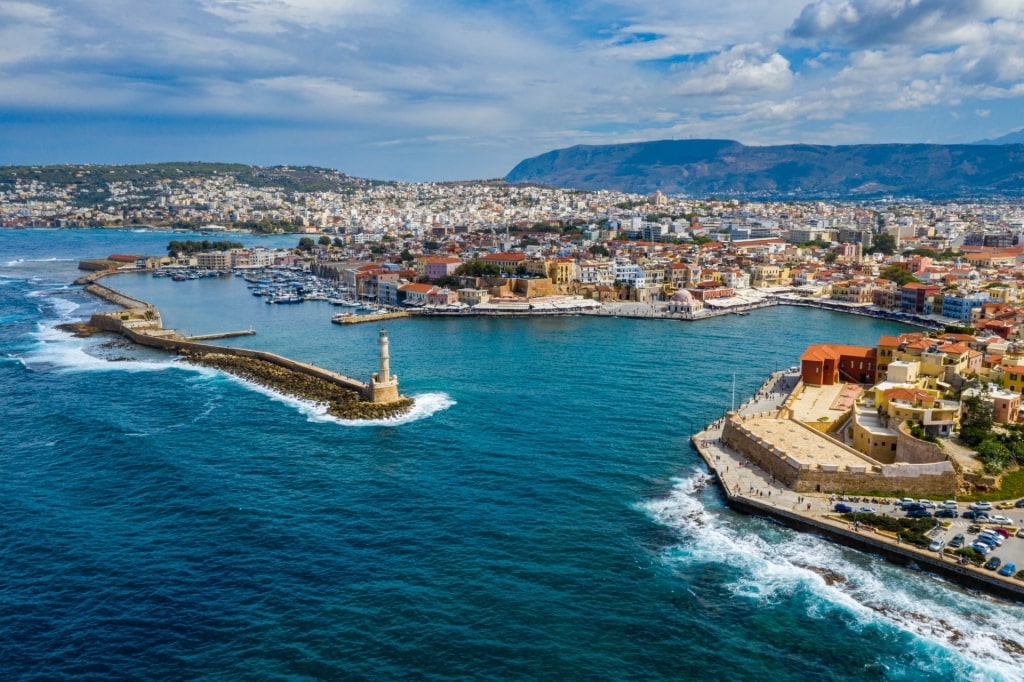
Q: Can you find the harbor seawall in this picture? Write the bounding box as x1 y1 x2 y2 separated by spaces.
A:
691 428 1024 603
82 271 391 403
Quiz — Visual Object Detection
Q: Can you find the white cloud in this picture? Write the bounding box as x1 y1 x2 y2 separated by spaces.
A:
674 46 794 95
3 0 1024 178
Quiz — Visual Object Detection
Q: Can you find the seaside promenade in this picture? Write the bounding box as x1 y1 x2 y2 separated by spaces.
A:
691 371 1024 602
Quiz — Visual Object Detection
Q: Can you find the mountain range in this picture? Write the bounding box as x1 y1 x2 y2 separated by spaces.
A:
504 139 1024 199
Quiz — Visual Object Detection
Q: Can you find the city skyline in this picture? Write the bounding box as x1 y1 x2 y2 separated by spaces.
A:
2 0 1023 182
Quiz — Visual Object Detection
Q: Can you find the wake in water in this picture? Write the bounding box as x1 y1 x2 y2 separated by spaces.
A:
642 473 1024 681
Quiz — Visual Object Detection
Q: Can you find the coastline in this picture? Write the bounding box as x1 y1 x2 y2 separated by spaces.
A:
690 370 1024 604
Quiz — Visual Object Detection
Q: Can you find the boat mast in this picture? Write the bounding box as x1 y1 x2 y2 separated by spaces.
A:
731 372 736 412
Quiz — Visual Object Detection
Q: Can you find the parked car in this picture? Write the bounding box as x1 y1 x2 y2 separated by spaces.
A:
967 524 983 533
998 562 1017 577
970 501 994 511
976 533 1002 547
855 506 876 514
934 509 957 519
918 500 936 509
928 538 946 551
984 556 1002 571
1015 499 1024 508
834 503 853 513
898 497 915 506
988 515 1013 525
961 510 983 520
971 542 992 555
949 534 965 548
993 527 1011 538
939 501 959 510
1017 528 1024 539
906 509 933 518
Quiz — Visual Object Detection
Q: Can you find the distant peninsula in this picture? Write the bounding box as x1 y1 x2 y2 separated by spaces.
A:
505 139 1024 200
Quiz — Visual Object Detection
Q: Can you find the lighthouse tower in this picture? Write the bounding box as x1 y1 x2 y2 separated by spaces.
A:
368 327 400 403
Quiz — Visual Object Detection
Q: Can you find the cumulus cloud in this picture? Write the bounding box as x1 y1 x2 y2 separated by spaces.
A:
674 45 794 95
3 0 1024 178
787 0 1018 48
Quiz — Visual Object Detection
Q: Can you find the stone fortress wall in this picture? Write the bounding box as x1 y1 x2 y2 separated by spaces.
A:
722 409 958 496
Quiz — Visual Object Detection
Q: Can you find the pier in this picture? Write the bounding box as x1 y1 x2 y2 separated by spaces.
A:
335 311 411 325
79 271 409 409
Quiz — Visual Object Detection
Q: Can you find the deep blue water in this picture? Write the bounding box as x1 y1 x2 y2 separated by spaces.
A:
2 229 1022 681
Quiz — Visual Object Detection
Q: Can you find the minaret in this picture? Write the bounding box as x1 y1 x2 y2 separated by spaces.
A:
378 326 390 383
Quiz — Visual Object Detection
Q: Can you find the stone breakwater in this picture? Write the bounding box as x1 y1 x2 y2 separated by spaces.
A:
77 270 413 419
186 352 414 420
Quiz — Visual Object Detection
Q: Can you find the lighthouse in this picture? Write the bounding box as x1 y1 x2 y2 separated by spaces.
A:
377 326 390 383
368 326 400 403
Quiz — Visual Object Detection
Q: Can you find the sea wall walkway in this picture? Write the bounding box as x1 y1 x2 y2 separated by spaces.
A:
79 270 384 402
691 370 1024 602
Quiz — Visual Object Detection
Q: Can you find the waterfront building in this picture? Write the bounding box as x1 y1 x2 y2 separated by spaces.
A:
398 282 437 306
456 288 490 306
196 251 232 270
941 291 990 322
800 344 877 386
666 289 703 318
899 282 942 314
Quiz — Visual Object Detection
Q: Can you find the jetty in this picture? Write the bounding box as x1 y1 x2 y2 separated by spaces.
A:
77 271 409 411
335 310 410 325
691 370 1024 602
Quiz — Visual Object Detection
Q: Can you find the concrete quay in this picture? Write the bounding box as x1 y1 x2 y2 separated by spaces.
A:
336 311 411 325
691 370 1024 603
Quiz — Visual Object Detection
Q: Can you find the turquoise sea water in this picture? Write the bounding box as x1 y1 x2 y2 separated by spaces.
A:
2 229 1023 681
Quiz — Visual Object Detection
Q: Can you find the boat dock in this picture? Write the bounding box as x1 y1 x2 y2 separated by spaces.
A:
335 311 411 325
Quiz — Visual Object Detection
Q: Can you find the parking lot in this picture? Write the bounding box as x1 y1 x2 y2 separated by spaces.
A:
848 499 1024 578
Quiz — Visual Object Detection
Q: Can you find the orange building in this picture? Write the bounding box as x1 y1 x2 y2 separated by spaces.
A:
800 344 877 386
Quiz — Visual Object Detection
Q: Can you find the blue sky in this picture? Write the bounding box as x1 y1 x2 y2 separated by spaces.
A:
1 0 1023 181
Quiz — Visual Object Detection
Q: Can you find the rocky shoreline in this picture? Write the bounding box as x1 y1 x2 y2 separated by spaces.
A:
184 352 414 420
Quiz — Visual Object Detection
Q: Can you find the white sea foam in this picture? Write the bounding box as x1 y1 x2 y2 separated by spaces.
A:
642 475 1024 681
213 370 455 426
17 323 178 374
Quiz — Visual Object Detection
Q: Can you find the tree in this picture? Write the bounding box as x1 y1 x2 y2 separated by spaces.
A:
297 237 315 251
880 265 919 286
400 249 413 262
959 394 993 446
455 259 501 277
869 232 897 255
333 237 344 248
318 235 332 246
975 437 1011 474
589 244 610 257
823 250 838 265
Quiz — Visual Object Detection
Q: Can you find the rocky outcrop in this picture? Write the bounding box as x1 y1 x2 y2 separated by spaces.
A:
185 352 414 420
